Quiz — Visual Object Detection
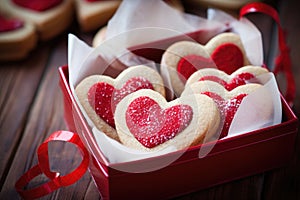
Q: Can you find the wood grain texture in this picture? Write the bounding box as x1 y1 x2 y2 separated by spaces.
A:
0 36 99 199
0 0 299 199
0 44 50 187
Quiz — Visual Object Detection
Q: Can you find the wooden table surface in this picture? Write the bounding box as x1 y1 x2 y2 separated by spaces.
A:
0 0 299 199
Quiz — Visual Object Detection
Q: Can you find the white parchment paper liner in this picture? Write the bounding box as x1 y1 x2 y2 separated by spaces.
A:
227 73 282 137
68 1 282 165
105 0 226 52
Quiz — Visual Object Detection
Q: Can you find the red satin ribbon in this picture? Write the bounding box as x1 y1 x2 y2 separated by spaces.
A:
14 2 295 199
15 131 89 199
240 2 295 106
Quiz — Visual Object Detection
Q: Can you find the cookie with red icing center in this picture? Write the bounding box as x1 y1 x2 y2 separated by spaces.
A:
161 33 250 96
75 65 165 141
0 14 37 61
12 0 63 12
1 0 73 40
186 65 269 91
182 81 264 139
0 15 23 32
114 89 220 152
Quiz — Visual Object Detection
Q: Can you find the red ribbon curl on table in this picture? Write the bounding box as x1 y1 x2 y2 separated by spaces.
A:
240 2 296 106
15 131 89 199
14 2 296 199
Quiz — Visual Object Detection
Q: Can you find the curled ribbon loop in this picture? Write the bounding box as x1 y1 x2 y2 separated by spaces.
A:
15 131 89 199
240 2 296 106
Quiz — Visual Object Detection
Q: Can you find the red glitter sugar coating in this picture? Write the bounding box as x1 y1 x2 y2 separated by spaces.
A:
202 92 247 138
177 55 215 82
88 77 154 128
199 72 255 91
126 96 193 148
12 0 63 12
211 43 244 74
0 15 24 32
176 43 244 81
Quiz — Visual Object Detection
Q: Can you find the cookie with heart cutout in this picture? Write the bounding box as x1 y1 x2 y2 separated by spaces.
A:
0 0 73 40
114 89 220 152
0 13 37 61
75 65 165 141
186 65 269 91
161 32 250 96
182 81 264 138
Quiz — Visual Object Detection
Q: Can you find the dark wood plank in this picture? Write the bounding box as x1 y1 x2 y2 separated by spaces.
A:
0 1 299 199
0 44 50 187
0 35 99 199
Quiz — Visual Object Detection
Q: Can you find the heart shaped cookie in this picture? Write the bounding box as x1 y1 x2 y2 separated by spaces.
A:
0 14 37 61
74 0 121 32
75 65 165 141
1 0 73 40
114 89 220 151
0 15 23 32
182 81 262 138
12 0 63 11
186 65 268 91
161 33 250 95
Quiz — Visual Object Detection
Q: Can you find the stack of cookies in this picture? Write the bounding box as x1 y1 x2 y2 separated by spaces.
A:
75 33 271 152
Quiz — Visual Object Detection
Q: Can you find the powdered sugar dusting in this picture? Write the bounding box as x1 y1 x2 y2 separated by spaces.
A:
126 96 193 148
199 72 255 91
201 91 247 138
88 77 154 128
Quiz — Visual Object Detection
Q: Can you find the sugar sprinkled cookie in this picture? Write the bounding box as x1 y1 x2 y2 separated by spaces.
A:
161 33 250 95
0 13 37 61
114 89 220 151
186 65 269 91
75 65 165 141
182 81 263 138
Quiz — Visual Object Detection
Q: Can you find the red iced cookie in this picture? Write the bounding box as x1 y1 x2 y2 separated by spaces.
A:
177 55 215 82
74 0 121 32
88 77 154 128
0 14 37 61
182 81 262 138
126 96 193 148
161 33 250 95
186 65 269 91
0 15 23 32
75 65 165 141
210 43 244 74
115 89 220 151
2 0 73 40
202 91 247 138
12 0 63 12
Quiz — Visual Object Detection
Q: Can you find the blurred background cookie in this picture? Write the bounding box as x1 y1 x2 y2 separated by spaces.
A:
92 0 184 47
0 13 37 61
0 0 73 40
187 0 259 10
74 0 121 32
